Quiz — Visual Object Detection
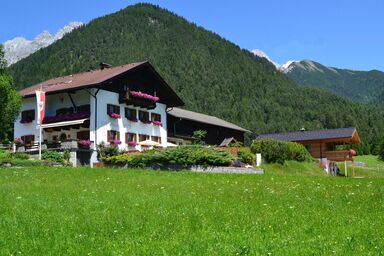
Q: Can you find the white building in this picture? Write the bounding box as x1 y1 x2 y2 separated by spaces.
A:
14 61 184 165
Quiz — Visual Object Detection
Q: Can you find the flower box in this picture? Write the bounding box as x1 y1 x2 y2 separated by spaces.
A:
152 121 163 127
110 139 122 145
130 91 159 102
43 111 90 124
109 113 121 119
128 117 138 122
140 119 152 124
128 141 139 146
14 138 24 145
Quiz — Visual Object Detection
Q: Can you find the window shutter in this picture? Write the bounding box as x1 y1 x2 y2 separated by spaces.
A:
117 132 120 141
125 133 128 143
107 131 111 142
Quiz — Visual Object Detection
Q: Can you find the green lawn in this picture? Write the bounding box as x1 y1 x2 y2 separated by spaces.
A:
1 166 384 255
344 155 384 178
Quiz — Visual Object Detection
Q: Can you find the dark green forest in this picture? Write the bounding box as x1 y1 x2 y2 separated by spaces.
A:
8 4 384 153
286 60 384 105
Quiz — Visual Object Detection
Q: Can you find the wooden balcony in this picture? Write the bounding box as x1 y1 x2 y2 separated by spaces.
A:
119 91 156 110
325 150 354 162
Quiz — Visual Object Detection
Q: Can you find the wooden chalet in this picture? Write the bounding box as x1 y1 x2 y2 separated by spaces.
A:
256 127 361 176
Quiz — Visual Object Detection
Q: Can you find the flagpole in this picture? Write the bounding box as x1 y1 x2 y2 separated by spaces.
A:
39 123 42 160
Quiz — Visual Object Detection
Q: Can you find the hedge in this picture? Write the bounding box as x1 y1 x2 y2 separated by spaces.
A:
250 139 312 164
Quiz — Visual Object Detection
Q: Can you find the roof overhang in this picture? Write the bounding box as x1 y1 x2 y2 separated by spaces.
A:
41 118 89 129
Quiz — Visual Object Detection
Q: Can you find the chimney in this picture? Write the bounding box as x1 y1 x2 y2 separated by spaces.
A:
100 62 112 70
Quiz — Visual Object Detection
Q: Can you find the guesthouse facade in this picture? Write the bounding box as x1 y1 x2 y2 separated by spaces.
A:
14 61 249 166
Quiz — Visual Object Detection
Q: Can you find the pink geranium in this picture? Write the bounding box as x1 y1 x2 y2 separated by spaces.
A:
130 91 160 102
14 138 24 145
109 113 121 119
110 139 122 145
128 141 139 146
78 140 92 146
152 121 163 127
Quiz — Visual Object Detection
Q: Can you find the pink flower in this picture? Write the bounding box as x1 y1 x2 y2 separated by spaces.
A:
109 113 121 119
14 138 24 145
110 140 122 145
78 140 92 146
128 141 138 146
152 121 163 127
130 91 159 102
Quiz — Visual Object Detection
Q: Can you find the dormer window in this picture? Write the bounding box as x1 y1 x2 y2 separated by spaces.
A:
20 110 35 123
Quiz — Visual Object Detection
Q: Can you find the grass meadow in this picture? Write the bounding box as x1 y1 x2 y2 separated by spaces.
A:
1 162 384 255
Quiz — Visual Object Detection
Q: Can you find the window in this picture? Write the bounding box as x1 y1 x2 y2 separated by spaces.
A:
77 131 90 140
107 104 120 115
56 107 74 116
125 133 137 142
21 135 35 145
77 104 90 113
139 111 150 123
107 130 120 142
125 108 137 121
152 136 161 144
139 134 150 142
151 113 161 122
21 109 35 123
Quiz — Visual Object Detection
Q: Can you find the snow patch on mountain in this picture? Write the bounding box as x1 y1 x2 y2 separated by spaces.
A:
251 49 297 73
3 22 83 66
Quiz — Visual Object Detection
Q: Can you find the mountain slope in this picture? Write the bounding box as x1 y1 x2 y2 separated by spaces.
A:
3 22 83 66
285 60 384 105
7 4 384 151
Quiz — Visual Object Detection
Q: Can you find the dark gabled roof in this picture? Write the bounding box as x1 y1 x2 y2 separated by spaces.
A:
19 62 146 97
256 127 361 144
19 61 184 107
168 107 250 133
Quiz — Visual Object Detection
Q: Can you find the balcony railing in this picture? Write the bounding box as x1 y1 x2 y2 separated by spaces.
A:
325 150 354 162
119 90 157 110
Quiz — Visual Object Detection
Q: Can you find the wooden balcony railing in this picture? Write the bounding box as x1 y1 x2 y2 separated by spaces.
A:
325 150 354 162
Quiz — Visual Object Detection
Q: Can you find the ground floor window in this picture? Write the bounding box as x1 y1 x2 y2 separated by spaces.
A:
126 133 137 142
139 134 150 142
107 130 120 143
152 136 161 144
77 131 90 140
21 135 35 145
21 109 35 123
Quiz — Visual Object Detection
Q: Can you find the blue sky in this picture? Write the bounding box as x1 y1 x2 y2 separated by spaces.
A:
2 0 383 71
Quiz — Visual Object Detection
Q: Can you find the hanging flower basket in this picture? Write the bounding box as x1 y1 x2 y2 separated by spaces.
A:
109 113 121 119
130 91 160 102
152 121 163 127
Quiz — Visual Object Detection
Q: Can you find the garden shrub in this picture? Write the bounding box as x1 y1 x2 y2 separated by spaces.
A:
250 139 312 164
379 139 384 161
103 145 233 168
13 152 30 160
237 148 255 165
42 150 63 163
97 143 120 158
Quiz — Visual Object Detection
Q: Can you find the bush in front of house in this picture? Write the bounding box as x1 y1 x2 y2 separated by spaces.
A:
42 150 64 162
103 145 233 168
378 139 384 161
250 139 312 164
237 148 255 165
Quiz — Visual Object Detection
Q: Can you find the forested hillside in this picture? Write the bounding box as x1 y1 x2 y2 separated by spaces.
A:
286 60 384 105
8 4 384 152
